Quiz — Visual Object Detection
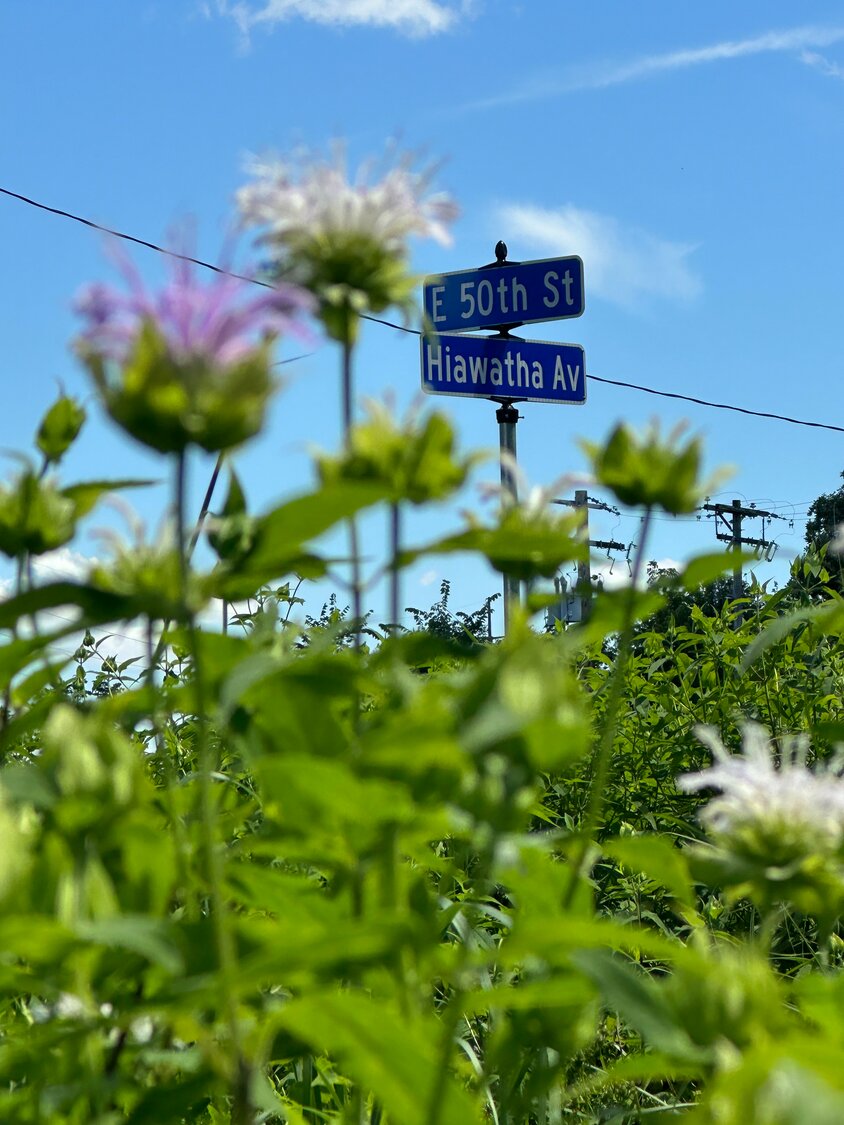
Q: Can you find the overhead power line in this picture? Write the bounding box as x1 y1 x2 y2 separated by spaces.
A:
3 184 843 432
585 373 844 434
0 186 268 287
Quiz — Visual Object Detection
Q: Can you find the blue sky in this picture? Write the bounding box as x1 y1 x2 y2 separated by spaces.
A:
3 1 844 634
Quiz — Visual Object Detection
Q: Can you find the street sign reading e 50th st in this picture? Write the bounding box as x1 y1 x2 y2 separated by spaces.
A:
423 255 585 334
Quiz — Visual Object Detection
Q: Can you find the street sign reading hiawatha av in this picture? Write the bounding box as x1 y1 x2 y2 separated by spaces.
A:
420 332 586 405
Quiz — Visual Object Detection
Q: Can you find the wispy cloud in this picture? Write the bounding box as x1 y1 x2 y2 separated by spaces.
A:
496 203 701 308
584 25 844 88
209 0 470 39
466 23 844 111
801 49 844 80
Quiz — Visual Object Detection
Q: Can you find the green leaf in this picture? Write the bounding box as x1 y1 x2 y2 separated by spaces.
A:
257 754 416 840
215 481 387 596
0 632 76 690
503 914 683 967
63 477 155 517
75 915 184 974
0 472 77 556
0 582 138 630
579 585 667 640
680 550 756 590
230 912 411 990
0 762 57 808
126 1073 217 1125
253 481 388 547
402 512 583 581
572 948 704 1061
561 1050 703 1107
275 992 482 1125
0 916 76 964
36 394 86 464
11 660 69 708
739 605 825 671
602 835 696 910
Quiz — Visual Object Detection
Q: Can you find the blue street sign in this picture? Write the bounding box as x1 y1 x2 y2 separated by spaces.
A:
420 333 587 405
423 256 584 334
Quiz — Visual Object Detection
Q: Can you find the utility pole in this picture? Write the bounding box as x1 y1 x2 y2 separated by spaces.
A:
551 491 624 622
702 499 782 602
574 490 591 622
730 500 742 600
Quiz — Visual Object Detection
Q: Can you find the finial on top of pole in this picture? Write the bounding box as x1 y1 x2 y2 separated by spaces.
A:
494 240 508 263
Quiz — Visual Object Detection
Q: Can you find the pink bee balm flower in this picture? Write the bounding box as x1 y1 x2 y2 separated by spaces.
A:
74 250 312 369
74 247 314 454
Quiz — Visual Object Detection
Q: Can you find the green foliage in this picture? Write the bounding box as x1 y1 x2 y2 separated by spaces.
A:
5 228 844 1125
404 503 584 581
317 400 476 504
36 392 86 466
632 559 743 640
582 420 713 515
0 471 79 557
405 579 497 646
805 470 844 551
802 472 844 592
79 320 276 454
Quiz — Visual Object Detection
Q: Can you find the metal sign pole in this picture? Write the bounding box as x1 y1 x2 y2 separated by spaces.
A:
482 241 525 636
496 398 520 633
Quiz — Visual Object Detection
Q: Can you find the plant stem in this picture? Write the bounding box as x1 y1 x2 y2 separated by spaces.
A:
426 913 473 1125
174 449 250 1122
146 616 190 900
0 556 25 733
564 507 653 907
188 451 225 556
342 330 363 645
389 502 401 633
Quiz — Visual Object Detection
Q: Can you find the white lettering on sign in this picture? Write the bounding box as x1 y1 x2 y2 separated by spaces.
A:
426 258 583 333
552 356 581 391
460 282 475 321
431 285 446 323
425 343 557 392
457 276 531 320
469 355 487 384
543 269 576 309
476 278 493 316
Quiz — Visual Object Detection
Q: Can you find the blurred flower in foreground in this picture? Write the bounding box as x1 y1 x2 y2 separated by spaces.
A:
74 249 312 454
317 399 475 505
89 496 209 619
830 523 844 554
582 420 722 515
237 143 459 342
679 723 844 921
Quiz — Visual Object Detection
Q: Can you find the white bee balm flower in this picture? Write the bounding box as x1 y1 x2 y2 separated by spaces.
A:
237 143 459 344
679 723 844 862
238 146 458 254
